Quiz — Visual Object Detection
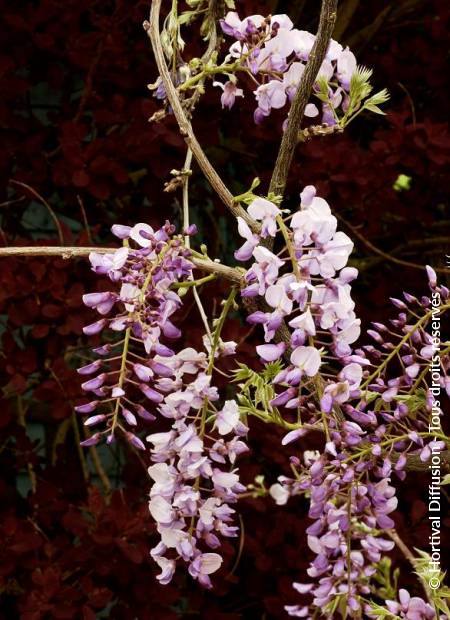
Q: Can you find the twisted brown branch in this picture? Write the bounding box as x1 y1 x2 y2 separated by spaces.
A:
268 0 338 199
144 0 258 232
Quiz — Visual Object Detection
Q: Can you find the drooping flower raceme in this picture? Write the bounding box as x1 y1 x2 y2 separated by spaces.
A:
150 11 388 132
234 187 449 618
236 186 359 418
147 351 248 587
76 221 195 448
217 11 357 126
79 227 249 586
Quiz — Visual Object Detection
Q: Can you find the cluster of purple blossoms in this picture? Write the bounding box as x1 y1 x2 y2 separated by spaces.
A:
78 220 250 587
217 12 357 125
284 461 398 618
235 185 361 421
147 349 248 586
75 221 195 448
76 196 448 605
235 187 449 617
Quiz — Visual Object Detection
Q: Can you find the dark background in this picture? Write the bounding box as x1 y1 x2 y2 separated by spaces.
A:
0 1 449 618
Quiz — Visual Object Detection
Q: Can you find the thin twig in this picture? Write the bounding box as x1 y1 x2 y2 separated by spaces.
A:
144 0 258 232
397 81 416 128
268 0 338 199
77 195 93 244
182 147 213 341
0 245 243 283
9 179 65 245
338 213 450 274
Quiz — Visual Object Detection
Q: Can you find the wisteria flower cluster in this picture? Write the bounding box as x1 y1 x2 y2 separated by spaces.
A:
150 10 388 132
218 11 356 125
77 177 449 616
76 221 196 448
147 354 249 587
78 224 252 585
232 187 449 618
236 186 360 400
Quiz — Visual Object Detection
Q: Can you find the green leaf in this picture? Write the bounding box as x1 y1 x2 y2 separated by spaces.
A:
368 88 390 106
365 602 401 619
364 103 386 115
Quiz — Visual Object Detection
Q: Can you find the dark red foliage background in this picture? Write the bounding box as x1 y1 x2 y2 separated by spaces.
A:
0 1 449 618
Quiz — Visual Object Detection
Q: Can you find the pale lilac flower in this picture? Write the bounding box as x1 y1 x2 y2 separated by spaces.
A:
84 414 106 427
321 381 351 412
326 39 343 61
281 427 308 446
120 283 141 311
81 373 106 392
188 552 223 588
270 14 294 30
304 103 319 117
256 342 286 362
301 185 316 207
214 80 244 109
265 283 293 315
261 28 298 66
215 400 240 435
111 224 132 239
74 401 98 413
154 556 176 585
317 58 334 81
220 11 264 40
291 196 337 246
254 80 287 117
82 292 117 315
381 589 435 619
269 483 290 505
340 362 363 388
283 62 305 101
425 264 437 287
79 433 100 447
336 48 357 90
129 223 155 247
77 360 102 375
247 198 281 237
290 346 321 377
89 247 129 279
291 30 315 60
244 246 284 295
288 308 316 336
219 11 244 38
234 216 260 260
307 231 354 278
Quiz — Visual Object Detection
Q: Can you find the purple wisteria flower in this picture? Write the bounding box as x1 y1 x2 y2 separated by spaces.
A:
235 185 360 402
213 80 244 109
